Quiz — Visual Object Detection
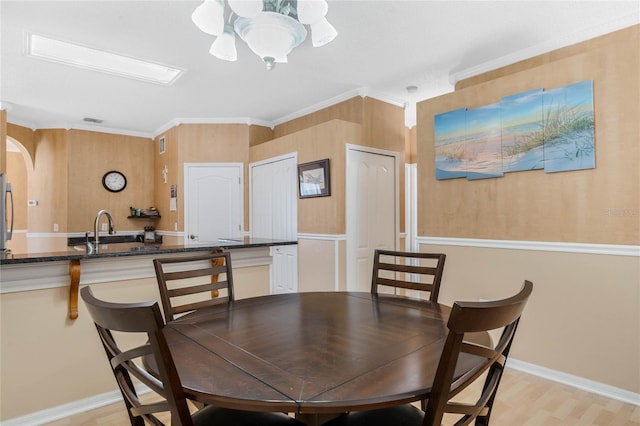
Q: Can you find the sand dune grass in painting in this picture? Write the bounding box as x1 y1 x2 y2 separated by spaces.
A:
501 88 544 172
435 108 468 180
542 81 595 172
434 80 595 180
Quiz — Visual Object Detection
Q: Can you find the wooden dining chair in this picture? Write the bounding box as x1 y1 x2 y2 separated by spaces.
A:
81 286 303 426
324 280 534 426
153 251 234 321
371 249 446 302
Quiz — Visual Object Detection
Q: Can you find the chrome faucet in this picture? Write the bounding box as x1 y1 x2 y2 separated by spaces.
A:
93 209 116 248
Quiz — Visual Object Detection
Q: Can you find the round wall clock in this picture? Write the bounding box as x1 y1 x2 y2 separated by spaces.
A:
102 170 127 193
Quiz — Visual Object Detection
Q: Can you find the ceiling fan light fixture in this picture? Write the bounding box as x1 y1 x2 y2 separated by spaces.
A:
192 0 225 36
310 17 337 47
297 0 328 25
235 12 305 67
209 24 237 61
228 0 263 18
192 0 336 69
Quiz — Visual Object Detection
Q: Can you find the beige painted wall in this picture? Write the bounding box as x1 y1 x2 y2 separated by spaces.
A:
67 130 155 232
420 243 640 394
6 96 405 249
297 238 339 292
251 119 362 235
417 26 639 245
416 26 640 394
0 263 270 420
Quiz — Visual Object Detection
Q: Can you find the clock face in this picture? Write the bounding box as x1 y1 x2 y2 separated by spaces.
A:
102 171 127 192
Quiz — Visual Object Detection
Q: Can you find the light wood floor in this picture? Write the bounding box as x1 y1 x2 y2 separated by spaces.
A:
44 367 640 426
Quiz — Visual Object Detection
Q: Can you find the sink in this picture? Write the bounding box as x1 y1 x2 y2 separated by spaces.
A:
72 242 161 254
68 234 142 246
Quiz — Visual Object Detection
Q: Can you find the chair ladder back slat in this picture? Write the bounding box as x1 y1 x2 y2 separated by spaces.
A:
153 252 234 321
376 277 435 292
167 280 229 298
171 296 231 316
162 264 228 281
371 249 446 302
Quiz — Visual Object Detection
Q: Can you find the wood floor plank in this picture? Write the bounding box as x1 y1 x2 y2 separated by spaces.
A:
42 368 640 425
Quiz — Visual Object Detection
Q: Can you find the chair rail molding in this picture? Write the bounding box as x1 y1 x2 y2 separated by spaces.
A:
417 236 639 257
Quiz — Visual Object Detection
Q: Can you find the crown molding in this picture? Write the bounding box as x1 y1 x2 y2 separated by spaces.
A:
450 14 640 85
69 123 154 139
152 116 274 138
5 117 154 139
271 88 364 126
7 86 414 138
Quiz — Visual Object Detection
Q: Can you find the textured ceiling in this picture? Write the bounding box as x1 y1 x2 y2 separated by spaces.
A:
1 1 638 137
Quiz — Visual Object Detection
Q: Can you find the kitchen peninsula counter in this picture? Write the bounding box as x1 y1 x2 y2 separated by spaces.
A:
0 238 298 319
0 237 296 264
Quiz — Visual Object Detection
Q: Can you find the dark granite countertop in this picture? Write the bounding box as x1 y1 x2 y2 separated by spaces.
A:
0 237 297 265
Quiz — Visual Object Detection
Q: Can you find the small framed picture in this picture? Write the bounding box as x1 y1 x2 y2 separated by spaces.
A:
298 159 331 198
158 136 166 154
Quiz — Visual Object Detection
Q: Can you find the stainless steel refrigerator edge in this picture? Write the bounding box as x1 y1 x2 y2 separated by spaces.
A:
1 172 14 253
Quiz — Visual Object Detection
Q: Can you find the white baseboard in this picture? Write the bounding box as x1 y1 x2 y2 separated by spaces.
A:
3 360 637 425
1 389 124 426
1 385 150 426
507 358 640 406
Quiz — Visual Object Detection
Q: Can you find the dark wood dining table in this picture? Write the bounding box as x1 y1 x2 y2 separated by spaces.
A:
161 292 486 425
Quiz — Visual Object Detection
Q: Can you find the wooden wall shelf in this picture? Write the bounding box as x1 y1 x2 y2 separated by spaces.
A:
127 215 161 219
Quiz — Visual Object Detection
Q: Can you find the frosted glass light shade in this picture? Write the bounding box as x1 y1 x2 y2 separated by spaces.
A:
235 12 306 67
310 17 337 47
192 0 225 36
209 24 237 61
228 0 262 17
297 0 328 25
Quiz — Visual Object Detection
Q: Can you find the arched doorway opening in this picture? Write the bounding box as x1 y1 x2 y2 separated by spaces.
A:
5 136 33 253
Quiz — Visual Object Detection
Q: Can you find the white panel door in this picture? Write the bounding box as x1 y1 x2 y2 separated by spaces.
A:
184 163 243 245
250 154 298 293
347 147 398 292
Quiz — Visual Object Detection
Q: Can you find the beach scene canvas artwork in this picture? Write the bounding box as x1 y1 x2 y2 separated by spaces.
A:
435 108 468 180
542 80 595 173
501 88 544 172
434 80 595 181
465 103 504 180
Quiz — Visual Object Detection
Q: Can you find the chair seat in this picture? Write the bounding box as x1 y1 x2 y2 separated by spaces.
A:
323 405 424 426
192 406 304 425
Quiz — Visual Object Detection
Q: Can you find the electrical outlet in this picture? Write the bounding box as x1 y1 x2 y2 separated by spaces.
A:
53 223 59 232
101 223 108 231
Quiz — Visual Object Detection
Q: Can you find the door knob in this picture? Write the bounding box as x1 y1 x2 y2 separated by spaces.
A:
190 234 199 240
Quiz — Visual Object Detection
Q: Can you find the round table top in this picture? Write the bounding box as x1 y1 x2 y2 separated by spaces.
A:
163 292 484 418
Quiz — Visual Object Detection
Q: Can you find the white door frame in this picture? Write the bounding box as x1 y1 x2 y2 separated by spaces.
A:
184 162 244 245
345 144 400 291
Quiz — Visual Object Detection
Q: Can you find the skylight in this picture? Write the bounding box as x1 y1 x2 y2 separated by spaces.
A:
26 32 184 85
